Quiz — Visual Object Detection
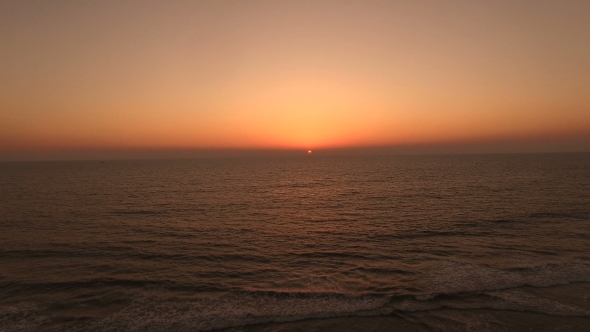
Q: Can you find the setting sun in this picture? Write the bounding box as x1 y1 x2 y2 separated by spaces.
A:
0 1 589 161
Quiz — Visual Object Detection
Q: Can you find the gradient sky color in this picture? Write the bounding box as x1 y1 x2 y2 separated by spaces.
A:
1 1 589 160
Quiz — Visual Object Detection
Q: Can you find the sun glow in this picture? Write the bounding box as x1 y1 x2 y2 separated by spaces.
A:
1 1 590 160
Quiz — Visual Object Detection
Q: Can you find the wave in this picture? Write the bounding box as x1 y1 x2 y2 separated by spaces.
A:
64 292 391 331
4 260 589 295
2 287 589 331
110 209 168 215
0 279 231 297
2 260 590 331
528 212 589 220
422 260 590 294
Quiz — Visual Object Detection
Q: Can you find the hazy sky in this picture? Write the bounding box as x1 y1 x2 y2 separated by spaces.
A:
1 0 589 159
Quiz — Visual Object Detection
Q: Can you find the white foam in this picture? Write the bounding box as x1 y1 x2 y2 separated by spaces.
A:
424 260 590 294
485 289 590 316
387 287 590 318
0 302 51 332
79 292 390 331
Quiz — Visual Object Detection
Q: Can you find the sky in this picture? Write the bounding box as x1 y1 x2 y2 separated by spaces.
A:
1 0 589 160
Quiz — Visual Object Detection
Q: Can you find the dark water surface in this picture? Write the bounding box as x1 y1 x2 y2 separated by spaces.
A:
1 154 589 331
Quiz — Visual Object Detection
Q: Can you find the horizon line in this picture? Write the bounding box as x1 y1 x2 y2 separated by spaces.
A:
2 141 590 162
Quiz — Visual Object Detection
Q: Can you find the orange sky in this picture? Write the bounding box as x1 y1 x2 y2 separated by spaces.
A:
1 1 589 159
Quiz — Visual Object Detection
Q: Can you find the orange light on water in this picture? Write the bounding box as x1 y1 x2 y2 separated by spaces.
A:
308 150 312 154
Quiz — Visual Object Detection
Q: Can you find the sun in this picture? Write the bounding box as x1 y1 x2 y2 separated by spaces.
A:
307 150 312 154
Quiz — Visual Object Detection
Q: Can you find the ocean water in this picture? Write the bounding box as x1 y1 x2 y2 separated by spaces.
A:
1 153 589 331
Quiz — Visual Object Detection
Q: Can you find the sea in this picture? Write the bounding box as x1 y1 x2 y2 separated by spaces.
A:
1 153 589 331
